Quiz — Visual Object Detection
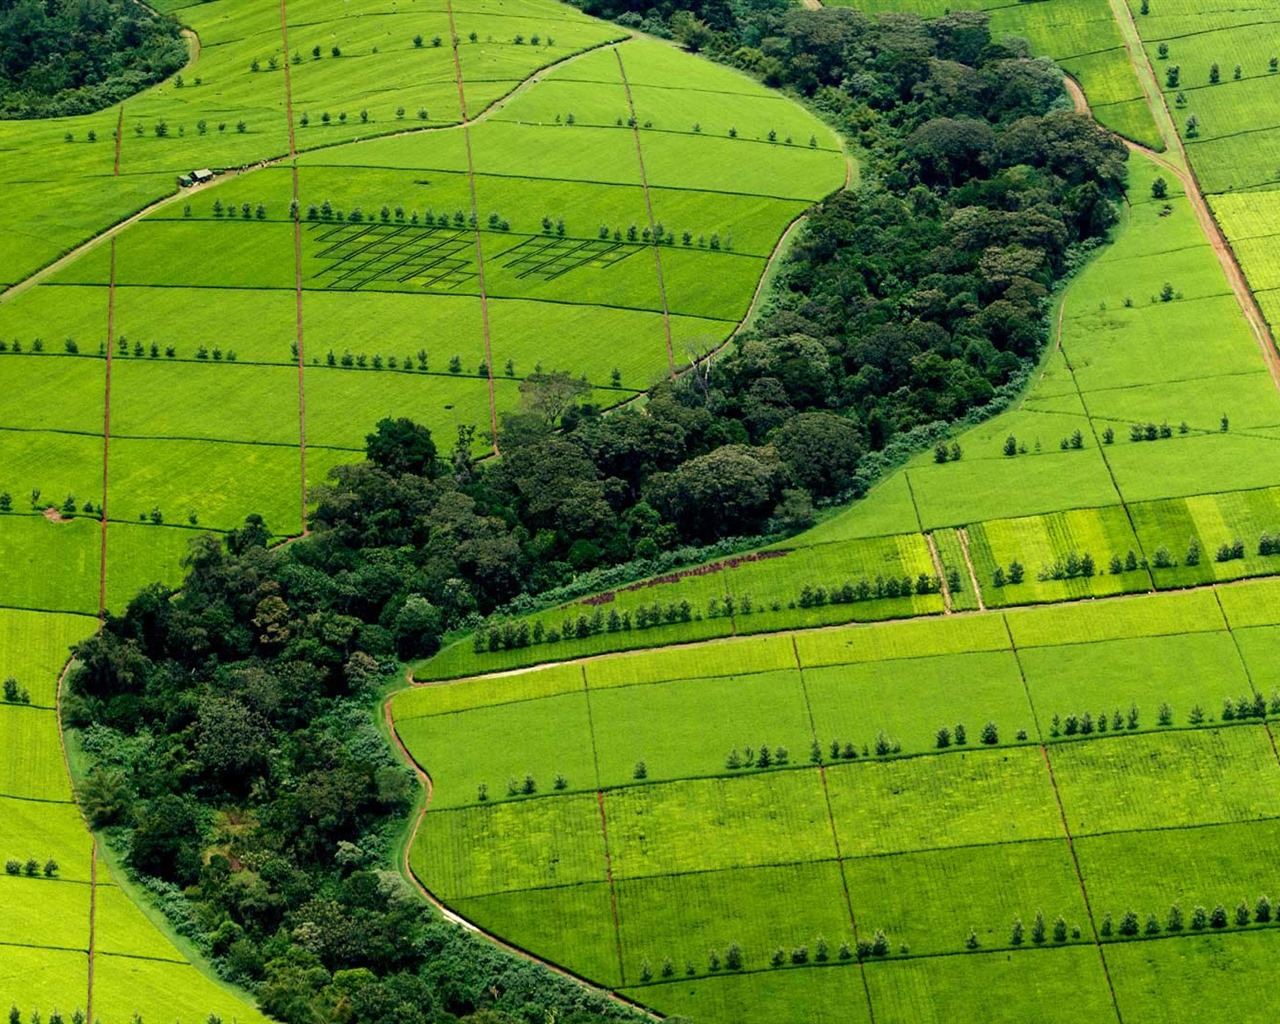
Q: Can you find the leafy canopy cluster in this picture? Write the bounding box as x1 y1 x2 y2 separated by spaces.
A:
0 0 186 117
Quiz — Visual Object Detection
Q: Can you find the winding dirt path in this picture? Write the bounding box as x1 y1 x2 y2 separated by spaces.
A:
1065 61 1280 393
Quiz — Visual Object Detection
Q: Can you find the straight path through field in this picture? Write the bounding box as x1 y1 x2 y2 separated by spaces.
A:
615 48 677 379
792 637 879 1024
998 618 1123 1019
98 239 116 621
279 0 310 530
446 0 500 455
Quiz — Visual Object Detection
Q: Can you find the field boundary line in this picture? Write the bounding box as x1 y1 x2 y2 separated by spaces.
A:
1006 617 1124 1022
924 532 952 614
614 47 676 379
279 0 310 532
1049 246 1153 587
580 666 626 985
113 106 122 177
1213 587 1280 769
445 0 500 454
87 842 97 1022
791 636 878 1024
99 238 117 622
382 694 655 1015
955 528 986 612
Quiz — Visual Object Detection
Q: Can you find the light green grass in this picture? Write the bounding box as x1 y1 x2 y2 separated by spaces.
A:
845 840 1086 957
1107 927 1280 1024
1019 631 1250 735
453 882 621 987
865 945 1114 1024
628 963 872 1024
0 609 94 708
396 689 597 808
616 861 851 979
825 747 1062 857
589 669 813 787
1050 726 1280 834
804 650 1033 756
413 793 606 899
967 507 1148 607
1005 588 1225 647
605 770 834 879
1075 819 1280 927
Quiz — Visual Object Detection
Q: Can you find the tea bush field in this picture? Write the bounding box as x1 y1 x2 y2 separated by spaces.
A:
433 142 1280 679
397 578 1280 1023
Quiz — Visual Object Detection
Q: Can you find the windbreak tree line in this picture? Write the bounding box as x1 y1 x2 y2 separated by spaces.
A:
0 0 186 117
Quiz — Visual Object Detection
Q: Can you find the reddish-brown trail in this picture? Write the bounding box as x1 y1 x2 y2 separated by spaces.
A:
278 0 310 533
445 0 501 456
1062 76 1280 394
615 47 677 379
380 696 660 1019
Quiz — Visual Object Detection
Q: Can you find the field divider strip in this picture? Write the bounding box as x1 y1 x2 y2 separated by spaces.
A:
580 666 625 985
1213 587 1280 769
113 106 122 177
1005 616 1124 1023
956 528 986 612
445 0 500 455
614 46 676 379
98 237 117 622
87 842 97 1022
278 0 309 531
791 637 878 1024
1051 261 1153 588
925 533 952 614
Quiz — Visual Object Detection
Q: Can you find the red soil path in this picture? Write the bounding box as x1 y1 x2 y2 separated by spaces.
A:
99 238 117 621
446 0 501 456
614 49 676 379
278 0 310 533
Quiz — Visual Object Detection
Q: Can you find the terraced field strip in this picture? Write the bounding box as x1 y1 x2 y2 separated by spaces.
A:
615 46 676 378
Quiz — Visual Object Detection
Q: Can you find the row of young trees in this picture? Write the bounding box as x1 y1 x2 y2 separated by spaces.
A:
472 569 947 653
637 930 894 981
1 677 31 704
3 857 58 878
1100 897 1274 938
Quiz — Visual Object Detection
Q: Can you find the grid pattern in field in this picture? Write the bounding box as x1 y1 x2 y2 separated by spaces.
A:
308 222 477 290
496 234 640 280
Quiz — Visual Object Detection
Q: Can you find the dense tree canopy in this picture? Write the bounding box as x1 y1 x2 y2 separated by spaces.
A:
0 0 186 117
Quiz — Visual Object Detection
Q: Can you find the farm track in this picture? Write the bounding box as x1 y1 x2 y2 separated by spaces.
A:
98 239 116 621
615 49 677 378
380 694 661 1019
956 528 986 612
445 0 501 456
1067 24 1280 393
924 533 952 614
278 0 310 531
